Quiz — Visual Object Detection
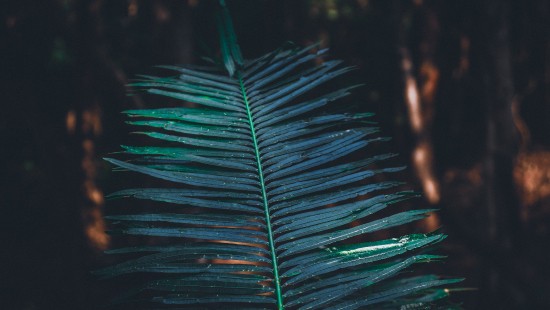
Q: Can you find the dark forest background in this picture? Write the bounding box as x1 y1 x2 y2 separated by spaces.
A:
2 0 550 309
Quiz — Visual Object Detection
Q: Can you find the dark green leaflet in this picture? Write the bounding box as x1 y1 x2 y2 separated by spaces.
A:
273 192 414 230
104 243 270 255
105 213 264 228
98 1 460 308
124 107 249 128
152 295 275 306
326 278 463 310
127 120 251 139
284 255 437 308
281 234 445 284
283 255 445 299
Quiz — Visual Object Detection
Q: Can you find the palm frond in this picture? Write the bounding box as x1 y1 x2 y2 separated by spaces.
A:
96 1 461 309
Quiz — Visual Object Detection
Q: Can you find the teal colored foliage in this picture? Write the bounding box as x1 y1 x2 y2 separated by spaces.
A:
96 1 461 308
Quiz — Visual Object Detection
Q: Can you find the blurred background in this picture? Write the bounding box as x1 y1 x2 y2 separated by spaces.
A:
1 0 550 309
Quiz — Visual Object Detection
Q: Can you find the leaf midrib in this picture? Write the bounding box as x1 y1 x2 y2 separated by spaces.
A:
237 71 284 309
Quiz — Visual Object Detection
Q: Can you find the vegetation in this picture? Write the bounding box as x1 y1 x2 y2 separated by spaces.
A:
95 1 460 308
8 0 550 309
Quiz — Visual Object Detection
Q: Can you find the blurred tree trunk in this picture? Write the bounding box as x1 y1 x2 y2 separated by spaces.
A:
397 0 442 209
479 0 520 247
477 0 521 307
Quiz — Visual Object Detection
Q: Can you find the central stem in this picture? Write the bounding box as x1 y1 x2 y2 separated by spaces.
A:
237 72 284 309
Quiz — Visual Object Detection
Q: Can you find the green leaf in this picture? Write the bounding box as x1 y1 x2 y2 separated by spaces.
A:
105 213 264 229
98 2 461 308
